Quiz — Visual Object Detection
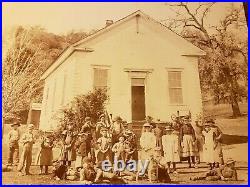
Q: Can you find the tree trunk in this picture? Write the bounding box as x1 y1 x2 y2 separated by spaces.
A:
230 90 241 118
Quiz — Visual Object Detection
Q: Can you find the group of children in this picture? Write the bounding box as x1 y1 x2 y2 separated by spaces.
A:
6 114 238 183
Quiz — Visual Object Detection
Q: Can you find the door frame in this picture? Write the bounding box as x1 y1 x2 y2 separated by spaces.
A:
124 68 153 122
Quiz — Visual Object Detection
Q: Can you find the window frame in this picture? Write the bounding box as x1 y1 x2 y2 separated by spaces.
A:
166 68 186 106
91 64 111 91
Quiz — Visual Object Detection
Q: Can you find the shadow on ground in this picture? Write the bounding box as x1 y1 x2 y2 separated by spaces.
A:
222 134 248 145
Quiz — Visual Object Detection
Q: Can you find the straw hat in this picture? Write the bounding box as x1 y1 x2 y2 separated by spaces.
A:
226 158 236 165
143 123 151 127
11 121 20 127
165 125 173 131
27 124 34 129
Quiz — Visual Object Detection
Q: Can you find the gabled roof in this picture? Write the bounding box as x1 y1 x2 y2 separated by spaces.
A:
41 10 206 80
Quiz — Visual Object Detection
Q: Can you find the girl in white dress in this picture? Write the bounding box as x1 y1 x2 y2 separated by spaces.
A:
162 125 180 174
202 123 216 170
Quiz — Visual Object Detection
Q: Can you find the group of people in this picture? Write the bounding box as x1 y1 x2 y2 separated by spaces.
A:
6 113 238 183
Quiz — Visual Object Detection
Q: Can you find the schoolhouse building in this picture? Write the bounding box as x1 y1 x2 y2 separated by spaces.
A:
39 10 205 130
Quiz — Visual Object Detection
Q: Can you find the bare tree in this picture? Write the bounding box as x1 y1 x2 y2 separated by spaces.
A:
2 27 44 122
164 3 248 117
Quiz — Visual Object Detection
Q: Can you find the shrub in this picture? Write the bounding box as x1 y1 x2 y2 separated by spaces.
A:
55 88 109 135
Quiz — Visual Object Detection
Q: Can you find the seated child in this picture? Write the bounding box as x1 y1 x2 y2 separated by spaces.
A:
79 157 126 184
52 161 67 180
190 158 237 181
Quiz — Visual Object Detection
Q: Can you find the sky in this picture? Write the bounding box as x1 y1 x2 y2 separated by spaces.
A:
2 2 244 35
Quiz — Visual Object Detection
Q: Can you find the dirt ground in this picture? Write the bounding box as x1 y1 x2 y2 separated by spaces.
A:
2 161 247 184
2 103 248 184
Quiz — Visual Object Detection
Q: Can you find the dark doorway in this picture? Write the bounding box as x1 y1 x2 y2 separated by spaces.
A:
132 86 145 121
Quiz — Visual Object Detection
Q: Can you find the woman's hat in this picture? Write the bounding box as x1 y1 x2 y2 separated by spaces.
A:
143 123 151 127
226 158 236 165
114 116 122 122
78 132 88 136
205 118 215 124
11 121 20 127
165 125 173 131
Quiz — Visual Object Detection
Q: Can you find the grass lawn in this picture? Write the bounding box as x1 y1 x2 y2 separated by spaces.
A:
2 103 248 184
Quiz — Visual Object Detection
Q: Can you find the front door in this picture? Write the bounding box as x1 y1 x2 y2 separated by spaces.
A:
131 85 145 121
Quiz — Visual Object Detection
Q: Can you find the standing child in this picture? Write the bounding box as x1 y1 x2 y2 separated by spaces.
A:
74 133 88 170
96 127 112 165
162 125 180 174
60 123 77 167
36 131 54 175
112 135 127 161
152 121 163 149
17 124 35 176
7 121 20 166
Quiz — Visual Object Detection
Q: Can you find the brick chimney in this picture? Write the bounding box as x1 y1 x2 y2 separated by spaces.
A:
106 20 113 27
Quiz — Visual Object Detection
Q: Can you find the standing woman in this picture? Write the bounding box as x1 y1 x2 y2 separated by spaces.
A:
36 131 54 175
208 118 224 167
139 123 156 182
202 123 216 170
162 125 180 174
140 123 156 160
180 116 196 168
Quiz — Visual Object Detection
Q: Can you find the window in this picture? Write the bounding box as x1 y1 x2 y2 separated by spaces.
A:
168 71 183 104
131 78 145 86
93 68 108 89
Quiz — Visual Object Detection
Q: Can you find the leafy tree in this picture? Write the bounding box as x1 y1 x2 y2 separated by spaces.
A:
164 3 248 117
55 89 109 134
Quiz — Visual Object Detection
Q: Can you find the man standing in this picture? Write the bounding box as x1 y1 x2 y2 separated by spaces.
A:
18 124 35 175
7 121 21 166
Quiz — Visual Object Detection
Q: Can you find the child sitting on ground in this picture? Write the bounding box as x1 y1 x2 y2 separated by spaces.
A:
190 158 237 181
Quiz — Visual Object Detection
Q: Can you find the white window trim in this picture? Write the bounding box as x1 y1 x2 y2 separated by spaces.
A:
166 67 187 106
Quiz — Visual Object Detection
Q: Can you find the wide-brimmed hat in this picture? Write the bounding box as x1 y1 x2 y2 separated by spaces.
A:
85 116 91 121
28 124 34 129
154 147 161 151
183 115 190 120
226 158 236 165
100 127 108 132
143 123 151 127
165 125 173 131
145 116 153 120
11 121 20 127
99 114 105 119
114 116 122 122
78 132 88 137
205 118 215 124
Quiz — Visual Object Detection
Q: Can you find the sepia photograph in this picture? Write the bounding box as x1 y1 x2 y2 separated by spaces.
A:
2 2 248 184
